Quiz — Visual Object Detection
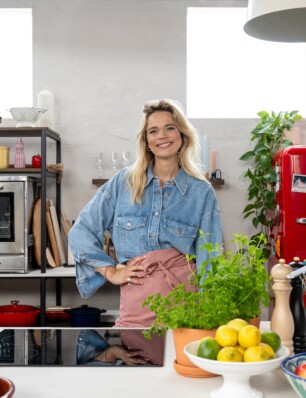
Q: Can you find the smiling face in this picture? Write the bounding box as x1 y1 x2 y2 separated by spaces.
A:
146 111 182 164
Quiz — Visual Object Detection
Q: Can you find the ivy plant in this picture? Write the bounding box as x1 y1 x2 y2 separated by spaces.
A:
143 233 270 338
240 110 302 256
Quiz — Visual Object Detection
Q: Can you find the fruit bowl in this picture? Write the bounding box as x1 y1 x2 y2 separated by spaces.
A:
184 340 290 398
8 107 47 127
281 353 306 398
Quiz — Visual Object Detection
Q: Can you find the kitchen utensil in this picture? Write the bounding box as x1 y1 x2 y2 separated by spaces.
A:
8 107 47 127
64 305 106 327
184 340 290 398
0 300 40 326
281 352 306 398
0 376 15 398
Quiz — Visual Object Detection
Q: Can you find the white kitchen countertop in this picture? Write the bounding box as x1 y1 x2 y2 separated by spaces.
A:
0 323 297 398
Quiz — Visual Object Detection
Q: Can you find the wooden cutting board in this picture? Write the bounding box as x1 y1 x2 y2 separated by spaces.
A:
46 208 61 267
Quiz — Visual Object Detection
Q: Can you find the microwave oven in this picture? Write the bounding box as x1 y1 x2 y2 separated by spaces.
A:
0 176 38 273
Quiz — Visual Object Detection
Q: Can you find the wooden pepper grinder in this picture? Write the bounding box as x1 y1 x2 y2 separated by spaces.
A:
270 258 294 354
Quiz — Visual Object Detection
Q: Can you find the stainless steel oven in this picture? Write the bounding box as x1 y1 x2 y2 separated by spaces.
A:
0 176 37 273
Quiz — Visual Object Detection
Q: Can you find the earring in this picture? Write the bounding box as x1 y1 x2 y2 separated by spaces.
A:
147 147 151 152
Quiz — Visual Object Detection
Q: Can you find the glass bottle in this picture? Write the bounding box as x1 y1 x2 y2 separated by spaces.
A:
14 138 26 168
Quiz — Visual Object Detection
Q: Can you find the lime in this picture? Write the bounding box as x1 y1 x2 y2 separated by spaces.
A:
217 346 243 362
227 318 249 332
238 325 261 348
215 325 238 347
197 337 221 360
261 331 281 353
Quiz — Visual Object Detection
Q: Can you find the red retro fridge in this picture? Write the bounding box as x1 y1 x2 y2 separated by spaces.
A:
271 145 306 263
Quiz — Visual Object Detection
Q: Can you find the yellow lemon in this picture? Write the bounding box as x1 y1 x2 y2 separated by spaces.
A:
238 325 261 348
217 346 243 362
261 331 281 353
227 318 249 332
197 337 221 360
215 325 238 347
244 345 271 362
259 343 275 359
235 345 246 356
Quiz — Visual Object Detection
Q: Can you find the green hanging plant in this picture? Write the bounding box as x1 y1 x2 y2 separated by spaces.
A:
240 110 302 257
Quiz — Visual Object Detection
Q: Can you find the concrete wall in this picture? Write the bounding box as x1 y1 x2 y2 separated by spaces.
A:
1 0 304 316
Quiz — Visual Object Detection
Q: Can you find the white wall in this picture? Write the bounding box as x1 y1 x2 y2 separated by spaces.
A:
1 0 304 313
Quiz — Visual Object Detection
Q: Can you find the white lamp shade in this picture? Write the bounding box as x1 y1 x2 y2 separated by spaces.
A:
244 0 306 42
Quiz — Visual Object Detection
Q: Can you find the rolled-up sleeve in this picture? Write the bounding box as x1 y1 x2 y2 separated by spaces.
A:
68 183 117 298
195 186 222 270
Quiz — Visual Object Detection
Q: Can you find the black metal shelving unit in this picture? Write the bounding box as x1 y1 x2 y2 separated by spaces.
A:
0 127 62 326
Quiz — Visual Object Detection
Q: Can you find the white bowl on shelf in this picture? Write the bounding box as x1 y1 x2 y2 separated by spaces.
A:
184 340 290 398
8 107 47 127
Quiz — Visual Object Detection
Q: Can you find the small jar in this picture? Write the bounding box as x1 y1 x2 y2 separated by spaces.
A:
0 146 10 169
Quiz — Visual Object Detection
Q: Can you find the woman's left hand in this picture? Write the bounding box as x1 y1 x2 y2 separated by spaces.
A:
99 255 147 286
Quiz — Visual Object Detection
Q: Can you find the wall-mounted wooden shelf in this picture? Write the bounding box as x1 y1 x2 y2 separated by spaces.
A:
92 178 224 188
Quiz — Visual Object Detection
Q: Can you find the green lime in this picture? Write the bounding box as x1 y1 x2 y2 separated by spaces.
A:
197 337 221 360
261 331 281 352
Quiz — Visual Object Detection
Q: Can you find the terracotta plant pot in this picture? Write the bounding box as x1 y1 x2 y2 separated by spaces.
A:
172 327 217 378
248 316 261 328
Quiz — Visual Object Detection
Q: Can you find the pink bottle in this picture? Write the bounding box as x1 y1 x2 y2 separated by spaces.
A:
14 138 26 168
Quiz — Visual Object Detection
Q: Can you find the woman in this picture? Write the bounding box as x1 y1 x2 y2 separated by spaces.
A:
69 99 222 327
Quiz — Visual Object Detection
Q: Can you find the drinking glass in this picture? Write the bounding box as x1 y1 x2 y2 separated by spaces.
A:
121 151 131 168
111 151 118 174
95 152 104 178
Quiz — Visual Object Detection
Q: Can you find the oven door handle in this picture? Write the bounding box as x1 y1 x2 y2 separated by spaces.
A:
296 218 306 224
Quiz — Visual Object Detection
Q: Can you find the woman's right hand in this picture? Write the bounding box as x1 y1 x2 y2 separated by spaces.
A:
97 254 147 286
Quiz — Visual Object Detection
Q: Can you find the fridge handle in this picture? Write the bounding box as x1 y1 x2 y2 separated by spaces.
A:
296 218 306 224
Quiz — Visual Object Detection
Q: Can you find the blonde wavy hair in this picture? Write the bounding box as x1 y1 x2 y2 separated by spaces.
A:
128 99 206 203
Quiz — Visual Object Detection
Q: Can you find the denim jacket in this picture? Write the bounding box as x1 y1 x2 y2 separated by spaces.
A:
69 167 222 298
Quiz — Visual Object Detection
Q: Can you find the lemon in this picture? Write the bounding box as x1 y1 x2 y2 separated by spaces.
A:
215 325 238 347
238 325 261 348
197 337 221 360
244 345 271 362
217 346 243 362
259 343 275 359
227 318 249 332
235 345 246 356
261 331 281 353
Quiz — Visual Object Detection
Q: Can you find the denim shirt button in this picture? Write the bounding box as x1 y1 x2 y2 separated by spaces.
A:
154 211 159 216
127 222 131 227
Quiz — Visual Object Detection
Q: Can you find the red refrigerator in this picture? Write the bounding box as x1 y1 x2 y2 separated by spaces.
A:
271 145 306 263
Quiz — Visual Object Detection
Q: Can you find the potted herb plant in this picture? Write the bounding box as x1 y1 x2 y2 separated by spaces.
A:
143 233 271 377
240 110 302 257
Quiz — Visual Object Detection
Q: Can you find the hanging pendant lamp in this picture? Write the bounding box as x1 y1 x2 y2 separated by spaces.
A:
244 0 306 42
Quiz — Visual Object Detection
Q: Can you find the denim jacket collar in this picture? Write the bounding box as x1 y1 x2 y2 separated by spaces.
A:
145 166 189 195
